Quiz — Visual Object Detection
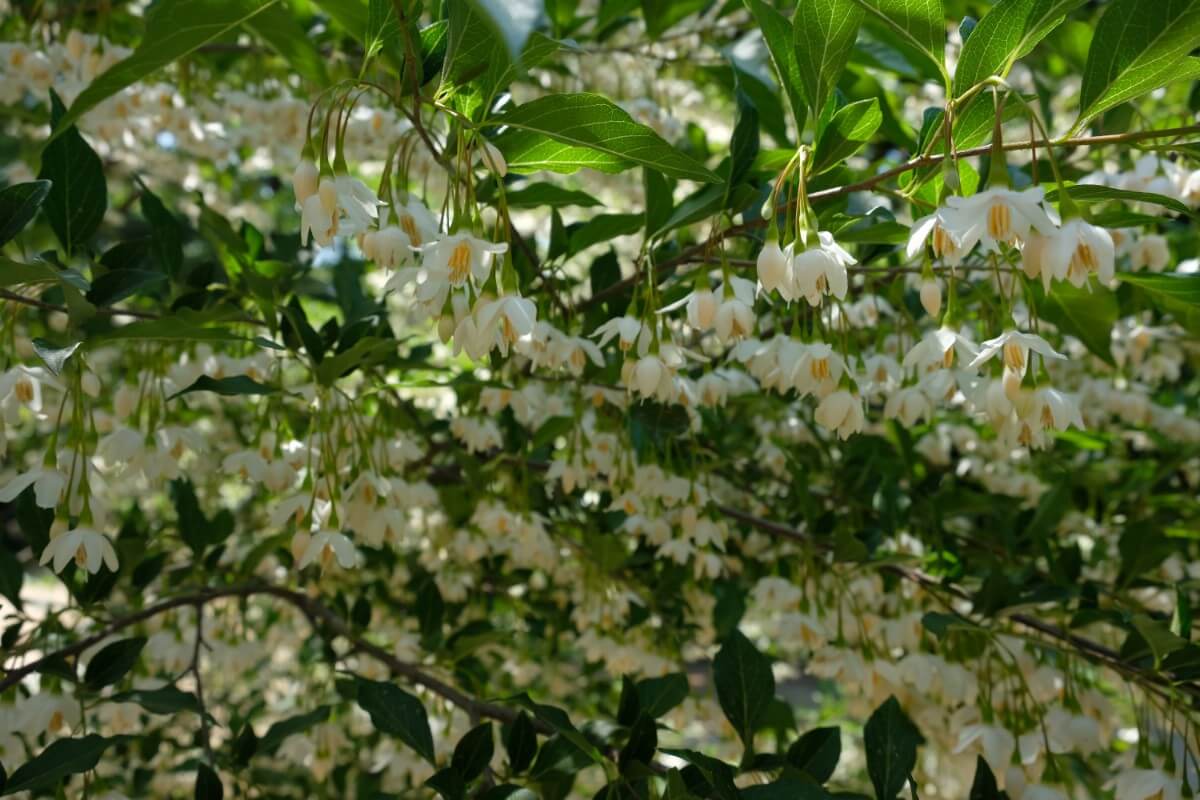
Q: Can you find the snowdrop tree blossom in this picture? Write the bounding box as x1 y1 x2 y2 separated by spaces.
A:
1 2 1199 799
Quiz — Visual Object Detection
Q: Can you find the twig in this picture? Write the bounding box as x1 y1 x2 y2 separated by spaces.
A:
578 124 1200 310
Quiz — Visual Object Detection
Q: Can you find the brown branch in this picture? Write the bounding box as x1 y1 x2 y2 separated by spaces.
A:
0 583 549 734
578 124 1200 311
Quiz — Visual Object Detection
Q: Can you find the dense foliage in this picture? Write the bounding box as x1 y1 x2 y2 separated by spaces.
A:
1 0 1200 798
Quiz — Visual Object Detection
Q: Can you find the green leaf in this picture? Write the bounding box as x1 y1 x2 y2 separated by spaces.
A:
793 0 865 118
1045 185 1193 217
110 685 205 717
1 735 117 796
1119 272 1200 325
1132 613 1189 666
452 722 495 781
743 0 807 135
426 768 466 800
31 338 81 377
727 86 760 191
467 0 542 61
969 756 1001 800
813 97 882 174
85 314 247 346
86 269 167 306
0 180 52 247
636 672 689 719
48 0 280 143
364 0 402 63
849 0 945 76
786 727 841 784
641 0 707 38
138 184 184 275
491 93 720 182
194 763 224 800
863 696 921 800
258 706 332 754
953 0 1087 97
246 0 329 87
84 636 147 690
169 374 279 401
39 92 107 255
504 712 538 773
1076 0 1200 128
712 629 774 750
1035 280 1118 367
489 183 601 209
569 213 644 254
0 544 22 612
356 677 437 765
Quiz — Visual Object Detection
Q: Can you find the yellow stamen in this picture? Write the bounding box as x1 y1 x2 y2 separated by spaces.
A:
810 357 830 381
987 202 1012 241
447 241 472 284
1003 342 1025 372
75 543 88 568
399 214 422 247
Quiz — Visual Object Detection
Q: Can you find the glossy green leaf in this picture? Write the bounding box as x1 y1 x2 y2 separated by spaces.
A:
491 93 721 182
194 763 224 800
452 722 494 781
504 712 538 773
247 0 329 86
1 735 118 796
356 677 437 764
169 374 279 400
490 183 601 209
84 636 147 690
850 0 945 77
0 180 52 247
786 726 842 783
1076 0 1200 128
258 706 332 754
636 672 689 719
109 685 205 717
1044 185 1193 217
863 696 921 800
712 629 774 749
467 0 542 61
954 0 1087 97
39 92 107 255
1035 280 1118 366
743 0 807 135
363 0 402 63
813 97 882 173
49 0 280 143
793 0 865 118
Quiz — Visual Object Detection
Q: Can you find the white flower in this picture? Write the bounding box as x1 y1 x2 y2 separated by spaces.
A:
919 277 942 317
300 193 336 247
954 724 1015 779
361 225 414 269
969 330 1065 376
40 526 118 574
1109 768 1181 800
478 140 507 176
334 174 382 235
0 468 67 509
292 160 318 205
792 231 855 305
907 207 970 264
945 186 1055 251
902 327 979 372
1129 234 1170 272
713 277 757 341
296 530 358 571
477 294 537 354
1031 386 1084 431
814 390 864 439
592 316 648 355
393 197 439 248
421 233 508 287
757 241 791 294
1028 219 1115 289
659 287 717 330
884 385 934 426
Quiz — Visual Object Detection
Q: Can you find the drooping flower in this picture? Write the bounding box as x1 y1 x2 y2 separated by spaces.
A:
592 316 649 355
296 529 358 571
478 294 538 354
421 233 508 288
40 526 119 574
0 467 67 509
945 186 1055 252
757 241 791 295
814 389 864 439
907 207 970 265
792 231 856 306
919 277 942 317
969 330 1065 376
1029 219 1115 289
292 160 319 206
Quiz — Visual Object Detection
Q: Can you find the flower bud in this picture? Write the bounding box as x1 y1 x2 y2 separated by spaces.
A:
292 161 319 205
756 241 789 294
480 141 507 177
438 314 455 344
920 278 942 318
81 372 101 398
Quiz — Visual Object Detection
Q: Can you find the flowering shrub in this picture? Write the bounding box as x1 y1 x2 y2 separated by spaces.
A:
1 0 1199 797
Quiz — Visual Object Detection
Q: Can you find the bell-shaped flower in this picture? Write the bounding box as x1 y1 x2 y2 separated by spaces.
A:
757 241 791 295
814 389 865 439
0 467 66 509
1036 219 1115 288
421 233 508 288
903 327 979 372
40 526 118 574
945 186 1055 252
713 277 757 342
300 193 336 247
970 329 1065 376
334 174 382 236
292 160 319 206
792 231 855 306
592 316 649 355
907 206 971 265
393 197 440 248
884 385 934 426
361 225 415 269
1108 768 1182 800
296 529 358 571
478 294 538 354
659 287 717 330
